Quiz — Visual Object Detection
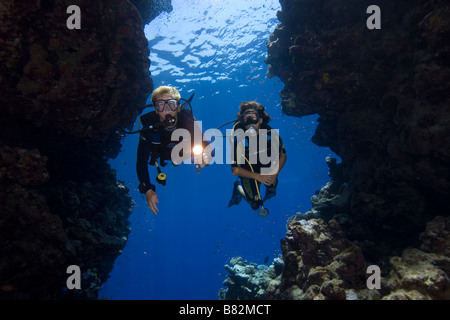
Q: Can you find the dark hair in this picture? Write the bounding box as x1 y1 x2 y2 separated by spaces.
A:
236 101 271 124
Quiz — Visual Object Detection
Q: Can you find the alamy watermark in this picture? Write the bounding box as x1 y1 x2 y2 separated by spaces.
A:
366 265 381 289
66 265 81 290
66 5 81 30
366 5 381 30
66 5 381 31
65 264 382 291
170 121 281 175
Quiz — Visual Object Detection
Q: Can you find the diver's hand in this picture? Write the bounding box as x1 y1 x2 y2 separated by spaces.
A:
255 173 277 186
145 189 159 215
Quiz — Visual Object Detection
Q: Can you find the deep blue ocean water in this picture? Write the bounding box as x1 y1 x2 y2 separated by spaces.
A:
98 0 337 300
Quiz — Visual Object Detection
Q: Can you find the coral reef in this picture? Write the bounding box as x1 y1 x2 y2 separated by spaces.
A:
274 162 450 300
1 0 153 146
272 218 368 300
223 0 449 299
0 0 167 299
218 256 284 300
266 0 450 260
276 214 450 300
220 214 450 300
382 216 450 300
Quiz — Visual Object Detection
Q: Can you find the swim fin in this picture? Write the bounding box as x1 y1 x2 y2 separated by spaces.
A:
263 188 276 202
263 178 278 202
228 181 243 207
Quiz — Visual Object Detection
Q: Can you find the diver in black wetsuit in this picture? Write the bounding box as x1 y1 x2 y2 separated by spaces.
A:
136 86 209 215
228 101 287 216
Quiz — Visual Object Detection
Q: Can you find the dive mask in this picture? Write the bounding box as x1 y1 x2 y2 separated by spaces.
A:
154 99 179 112
241 110 260 126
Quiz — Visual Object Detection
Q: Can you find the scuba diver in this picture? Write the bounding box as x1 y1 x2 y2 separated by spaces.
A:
135 86 209 215
227 101 287 216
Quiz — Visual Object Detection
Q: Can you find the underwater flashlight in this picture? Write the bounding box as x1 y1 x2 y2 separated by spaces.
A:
193 144 203 156
193 144 204 174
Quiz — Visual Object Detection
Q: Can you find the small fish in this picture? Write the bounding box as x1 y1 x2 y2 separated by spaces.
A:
264 256 269 264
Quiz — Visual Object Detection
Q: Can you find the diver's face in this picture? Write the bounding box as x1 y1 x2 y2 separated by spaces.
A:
243 112 262 130
154 93 180 125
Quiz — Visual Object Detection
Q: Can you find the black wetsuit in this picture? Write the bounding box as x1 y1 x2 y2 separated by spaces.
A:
136 109 201 194
230 122 286 208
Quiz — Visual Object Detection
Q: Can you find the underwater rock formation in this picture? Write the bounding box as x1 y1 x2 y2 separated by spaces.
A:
274 218 368 300
382 215 450 300
220 214 450 300
218 0 450 301
130 0 172 25
218 256 284 300
0 0 167 299
266 0 450 261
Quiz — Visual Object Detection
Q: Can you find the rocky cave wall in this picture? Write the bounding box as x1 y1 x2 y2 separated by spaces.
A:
0 0 171 299
221 0 450 300
266 0 450 259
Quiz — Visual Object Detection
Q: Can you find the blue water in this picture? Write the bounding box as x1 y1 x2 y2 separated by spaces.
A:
99 0 337 300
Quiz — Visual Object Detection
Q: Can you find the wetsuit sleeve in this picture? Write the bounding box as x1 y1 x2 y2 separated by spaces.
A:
136 135 156 193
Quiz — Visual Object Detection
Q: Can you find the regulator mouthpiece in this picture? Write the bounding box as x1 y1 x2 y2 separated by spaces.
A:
246 126 257 136
164 115 176 127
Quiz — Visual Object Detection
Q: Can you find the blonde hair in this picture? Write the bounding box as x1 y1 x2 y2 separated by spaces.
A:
151 86 181 104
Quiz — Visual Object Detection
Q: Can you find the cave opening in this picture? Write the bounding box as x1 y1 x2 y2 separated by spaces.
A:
98 0 339 300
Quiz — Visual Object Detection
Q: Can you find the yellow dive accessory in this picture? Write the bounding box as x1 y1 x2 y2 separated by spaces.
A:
155 161 167 185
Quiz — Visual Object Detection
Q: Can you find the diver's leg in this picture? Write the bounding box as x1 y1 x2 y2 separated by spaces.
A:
237 184 246 198
228 180 243 207
263 177 278 201
242 177 261 210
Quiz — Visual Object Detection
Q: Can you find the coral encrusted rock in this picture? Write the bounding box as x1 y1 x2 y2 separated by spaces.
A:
382 216 450 300
219 256 284 300
267 218 369 300
267 0 450 261
0 0 167 299
0 0 153 147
